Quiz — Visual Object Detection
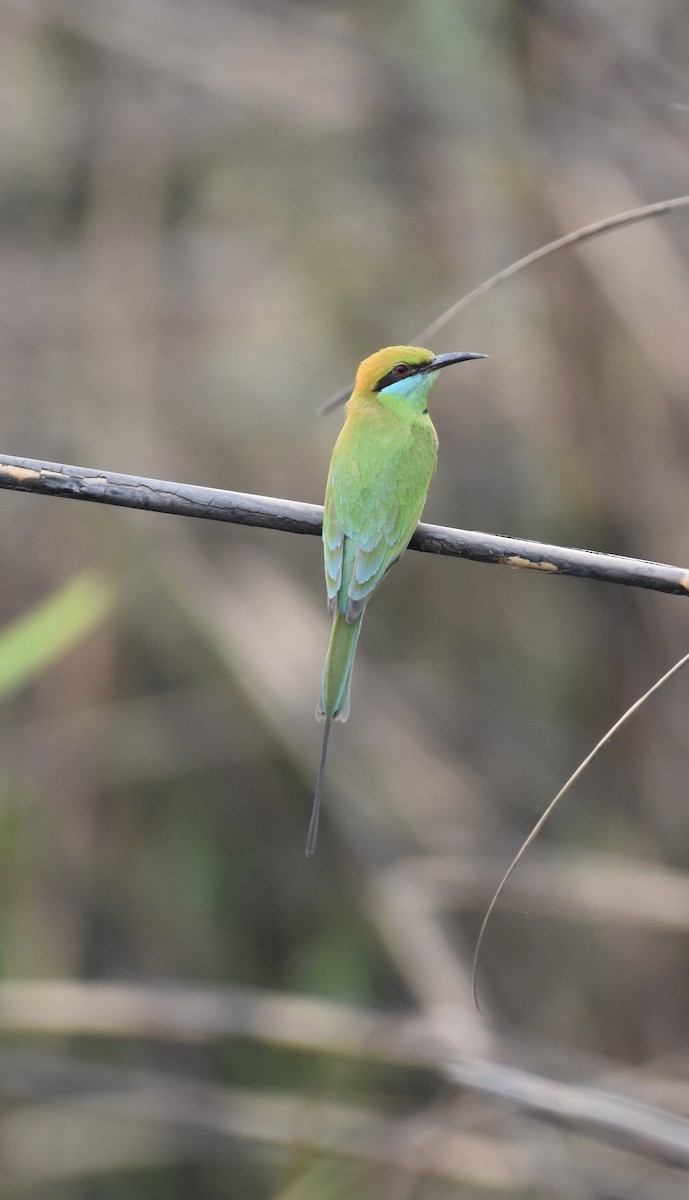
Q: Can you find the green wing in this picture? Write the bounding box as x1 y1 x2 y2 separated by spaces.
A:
323 419 437 622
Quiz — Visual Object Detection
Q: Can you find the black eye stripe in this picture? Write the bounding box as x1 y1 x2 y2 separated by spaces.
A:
374 362 426 392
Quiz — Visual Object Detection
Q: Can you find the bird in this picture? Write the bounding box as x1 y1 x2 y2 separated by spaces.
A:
306 344 486 855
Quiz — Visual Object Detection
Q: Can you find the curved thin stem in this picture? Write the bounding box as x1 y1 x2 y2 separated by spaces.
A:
319 194 689 415
471 650 689 1009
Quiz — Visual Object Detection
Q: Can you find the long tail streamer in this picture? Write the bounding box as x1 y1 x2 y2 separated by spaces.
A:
306 716 332 857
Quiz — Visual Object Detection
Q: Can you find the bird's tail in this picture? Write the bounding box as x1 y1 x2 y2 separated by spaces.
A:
306 611 363 856
316 609 364 723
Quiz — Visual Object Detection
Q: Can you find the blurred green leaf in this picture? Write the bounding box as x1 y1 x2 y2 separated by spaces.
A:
0 570 115 699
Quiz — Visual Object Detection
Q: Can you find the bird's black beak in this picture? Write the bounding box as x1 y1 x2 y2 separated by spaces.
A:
422 351 488 374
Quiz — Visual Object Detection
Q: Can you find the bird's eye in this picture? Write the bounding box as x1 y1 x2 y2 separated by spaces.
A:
393 363 410 376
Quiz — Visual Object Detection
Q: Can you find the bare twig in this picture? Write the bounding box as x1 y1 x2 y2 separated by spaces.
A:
446 1056 689 1168
0 454 687 598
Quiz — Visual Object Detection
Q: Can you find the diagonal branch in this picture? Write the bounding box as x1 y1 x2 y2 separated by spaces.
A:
0 453 687 597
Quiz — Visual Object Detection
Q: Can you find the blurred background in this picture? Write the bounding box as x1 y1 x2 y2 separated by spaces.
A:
0 0 689 1195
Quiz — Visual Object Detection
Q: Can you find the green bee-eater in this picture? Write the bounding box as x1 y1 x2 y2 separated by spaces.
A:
307 344 486 855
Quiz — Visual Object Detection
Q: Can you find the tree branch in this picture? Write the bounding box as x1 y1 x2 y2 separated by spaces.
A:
0 453 687 597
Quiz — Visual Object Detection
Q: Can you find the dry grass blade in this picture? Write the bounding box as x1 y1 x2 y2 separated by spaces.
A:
415 194 689 343
319 194 689 414
471 649 689 1009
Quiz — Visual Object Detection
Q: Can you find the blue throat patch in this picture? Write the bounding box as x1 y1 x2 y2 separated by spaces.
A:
379 372 435 411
